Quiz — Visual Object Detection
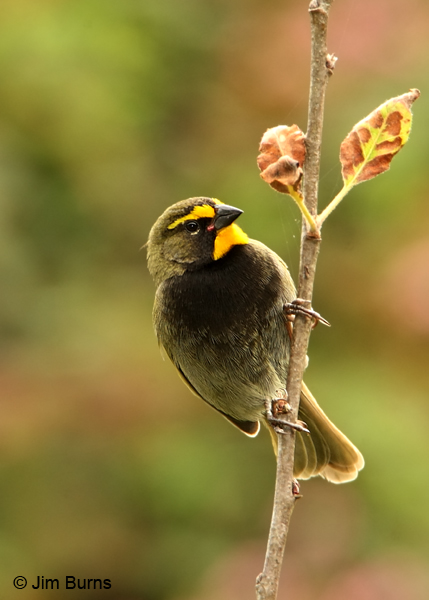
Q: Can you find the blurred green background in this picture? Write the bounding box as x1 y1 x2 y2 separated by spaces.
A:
1 0 429 598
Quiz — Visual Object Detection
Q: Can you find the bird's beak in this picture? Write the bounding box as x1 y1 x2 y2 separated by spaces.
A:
214 204 243 231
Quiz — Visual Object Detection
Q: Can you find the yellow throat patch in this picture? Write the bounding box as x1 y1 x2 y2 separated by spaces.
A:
213 223 248 260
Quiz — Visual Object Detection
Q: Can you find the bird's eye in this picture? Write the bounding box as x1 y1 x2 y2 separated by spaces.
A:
185 220 200 233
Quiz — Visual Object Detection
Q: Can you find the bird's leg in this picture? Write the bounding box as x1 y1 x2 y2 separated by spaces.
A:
285 318 294 342
271 388 291 416
265 392 310 435
284 298 330 329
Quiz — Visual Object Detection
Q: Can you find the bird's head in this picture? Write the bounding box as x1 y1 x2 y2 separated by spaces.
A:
147 197 248 285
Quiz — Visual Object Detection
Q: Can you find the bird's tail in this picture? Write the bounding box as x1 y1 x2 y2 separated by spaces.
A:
266 381 364 484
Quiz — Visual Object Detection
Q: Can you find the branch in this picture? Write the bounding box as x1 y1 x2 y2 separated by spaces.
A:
255 2 334 599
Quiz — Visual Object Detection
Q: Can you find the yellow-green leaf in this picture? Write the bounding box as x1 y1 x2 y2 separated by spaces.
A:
340 88 420 187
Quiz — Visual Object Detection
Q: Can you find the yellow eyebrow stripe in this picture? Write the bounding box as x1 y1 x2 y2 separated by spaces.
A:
167 204 217 230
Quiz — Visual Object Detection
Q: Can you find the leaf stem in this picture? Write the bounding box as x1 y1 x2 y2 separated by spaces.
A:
289 189 319 234
317 182 350 226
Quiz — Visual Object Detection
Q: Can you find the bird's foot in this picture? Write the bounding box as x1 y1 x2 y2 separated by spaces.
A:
270 418 310 435
265 396 310 434
284 298 330 329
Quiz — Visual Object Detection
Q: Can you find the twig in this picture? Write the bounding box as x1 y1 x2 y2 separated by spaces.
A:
255 2 334 599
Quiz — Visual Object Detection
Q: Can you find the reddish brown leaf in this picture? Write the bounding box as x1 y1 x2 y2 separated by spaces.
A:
257 125 306 194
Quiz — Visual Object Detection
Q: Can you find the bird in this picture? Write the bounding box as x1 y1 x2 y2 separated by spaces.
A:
147 197 364 483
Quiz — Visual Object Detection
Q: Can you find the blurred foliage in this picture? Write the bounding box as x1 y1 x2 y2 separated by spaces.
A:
1 0 429 598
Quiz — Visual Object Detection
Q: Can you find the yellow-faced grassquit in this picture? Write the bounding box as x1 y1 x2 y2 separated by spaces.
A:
147 197 364 483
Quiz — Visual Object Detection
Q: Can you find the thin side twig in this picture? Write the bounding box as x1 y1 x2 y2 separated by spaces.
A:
255 2 334 599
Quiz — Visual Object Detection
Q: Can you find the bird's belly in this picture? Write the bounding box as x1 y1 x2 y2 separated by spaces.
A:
167 317 289 422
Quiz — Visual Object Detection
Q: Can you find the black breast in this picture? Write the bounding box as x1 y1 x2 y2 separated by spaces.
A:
158 244 285 337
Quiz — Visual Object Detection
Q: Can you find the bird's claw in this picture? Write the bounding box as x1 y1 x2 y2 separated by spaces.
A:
284 298 330 328
292 479 302 498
